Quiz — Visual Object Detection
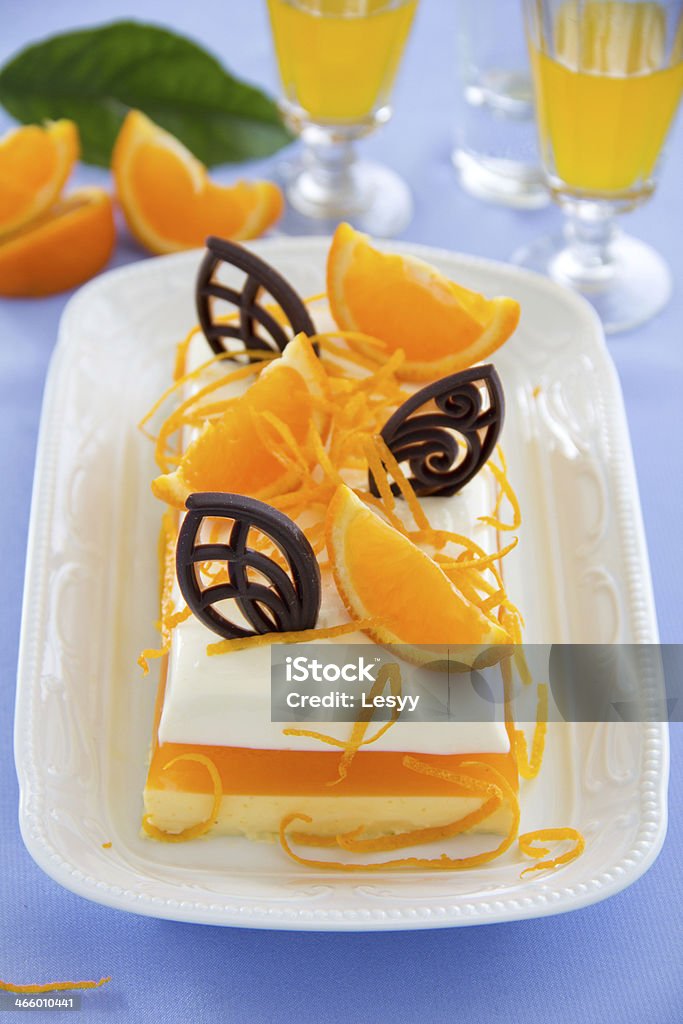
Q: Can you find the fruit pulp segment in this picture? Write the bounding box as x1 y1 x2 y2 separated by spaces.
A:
179 364 311 493
338 498 497 645
337 242 483 359
126 142 257 244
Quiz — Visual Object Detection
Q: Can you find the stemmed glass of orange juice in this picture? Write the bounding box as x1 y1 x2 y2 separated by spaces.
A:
516 0 683 333
266 0 418 235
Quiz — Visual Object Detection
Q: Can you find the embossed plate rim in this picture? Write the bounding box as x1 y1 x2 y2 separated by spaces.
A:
15 240 668 930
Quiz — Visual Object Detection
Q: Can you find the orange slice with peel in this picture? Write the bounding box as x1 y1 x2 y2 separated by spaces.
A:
327 223 520 381
0 186 115 297
326 484 510 659
153 332 327 508
112 110 283 254
0 120 79 238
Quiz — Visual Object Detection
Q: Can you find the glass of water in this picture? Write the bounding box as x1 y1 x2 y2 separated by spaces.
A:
453 0 549 208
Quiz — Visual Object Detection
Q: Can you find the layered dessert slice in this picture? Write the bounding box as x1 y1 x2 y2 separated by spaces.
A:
140 228 525 862
143 485 517 841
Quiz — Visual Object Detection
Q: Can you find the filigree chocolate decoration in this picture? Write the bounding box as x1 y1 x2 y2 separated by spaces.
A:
176 492 321 640
196 236 316 359
369 365 504 498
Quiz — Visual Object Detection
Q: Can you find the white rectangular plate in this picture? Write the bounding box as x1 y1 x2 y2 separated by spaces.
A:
15 239 668 930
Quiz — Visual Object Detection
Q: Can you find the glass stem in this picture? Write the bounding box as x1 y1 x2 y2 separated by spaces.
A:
299 134 360 210
560 206 619 286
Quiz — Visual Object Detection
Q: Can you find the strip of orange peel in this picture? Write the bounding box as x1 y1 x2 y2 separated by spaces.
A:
206 618 377 656
362 437 405 533
173 324 200 381
480 460 522 532
283 662 403 785
333 771 501 853
142 753 222 842
519 828 585 876
437 536 518 571
0 978 111 994
278 757 520 871
311 427 345 488
500 644 548 782
514 683 548 780
151 362 264 471
139 349 268 439
372 434 431 531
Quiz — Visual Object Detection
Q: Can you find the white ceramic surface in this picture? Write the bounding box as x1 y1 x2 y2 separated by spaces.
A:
15 239 667 930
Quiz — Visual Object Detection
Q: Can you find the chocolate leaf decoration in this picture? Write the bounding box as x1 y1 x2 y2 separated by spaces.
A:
0 22 291 167
370 365 505 498
196 236 316 360
176 492 321 641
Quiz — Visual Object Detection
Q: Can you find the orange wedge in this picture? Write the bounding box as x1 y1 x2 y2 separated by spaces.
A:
153 333 327 508
0 187 115 298
327 223 521 381
326 484 510 656
0 120 79 238
112 110 284 254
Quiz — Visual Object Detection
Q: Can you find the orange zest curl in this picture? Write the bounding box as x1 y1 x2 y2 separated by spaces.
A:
518 827 585 876
438 535 518 572
138 351 223 433
399 756 520 865
333 662 403 781
284 662 403 784
278 758 520 872
206 618 377 656
0 978 111 994
514 644 533 685
514 683 549 780
142 754 222 842
334 776 500 854
313 331 389 373
479 458 522 532
362 437 405 533
151 361 265 472
173 324 201 381
310 426 345 487
372 434 431 531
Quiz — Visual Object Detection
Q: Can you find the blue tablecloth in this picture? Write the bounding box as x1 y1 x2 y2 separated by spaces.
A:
1 2 681 1020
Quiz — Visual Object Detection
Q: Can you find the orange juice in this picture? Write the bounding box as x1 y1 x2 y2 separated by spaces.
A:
529 1 683 193
267 0 418 123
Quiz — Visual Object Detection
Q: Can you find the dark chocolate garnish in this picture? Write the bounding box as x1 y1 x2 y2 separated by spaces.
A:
195 236 316 360
369 365 504 498
176 492 321 641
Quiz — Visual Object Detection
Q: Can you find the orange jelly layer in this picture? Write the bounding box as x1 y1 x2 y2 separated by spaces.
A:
146 652 517 798
147 743 517 798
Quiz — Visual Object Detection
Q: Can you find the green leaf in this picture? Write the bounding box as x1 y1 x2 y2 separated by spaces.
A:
0 20 292 167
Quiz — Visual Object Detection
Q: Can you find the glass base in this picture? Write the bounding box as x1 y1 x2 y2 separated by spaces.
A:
512 230 672 334
277 155 413 237
453 148 550 210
